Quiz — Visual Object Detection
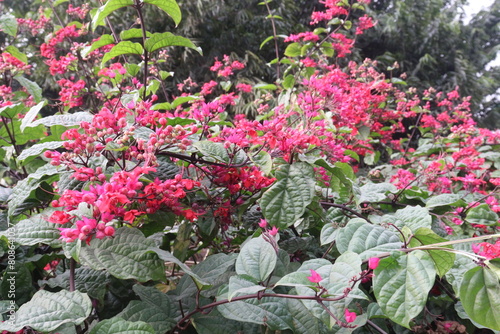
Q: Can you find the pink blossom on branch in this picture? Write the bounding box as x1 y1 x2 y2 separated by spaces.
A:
307 269 322 283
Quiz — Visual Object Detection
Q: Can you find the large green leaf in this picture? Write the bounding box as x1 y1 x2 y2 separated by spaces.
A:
26 112 93 128
89 318 155 334
20 100 46 132
235 235 277 282
466 204 499 226
92 0 134 30
44 267 110 302
227 275 265 301
17 141 64 161
425 193 465 208
1 214 61 247
408 228 455 277
79 228 166 282
192 309 261 334
356 182 397 204
459 266 500 330
293 253 365 328
0 13 18 36
0 290 91 332
336 220 402 261
261 162 315 228
217 293 291 330
14 75 42 103
7 164 60 216
193 140 230 163
144 32 202 54
102 41 144 65
386 205 432 232
143 0 182 26
117 285 179 333
81 34 115 57
373 251 436 328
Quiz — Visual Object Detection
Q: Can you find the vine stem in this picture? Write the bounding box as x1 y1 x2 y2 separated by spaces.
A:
134 0 149 99
263 0 280 79
366 319 388 334
320 201 372 224
172 291 349 332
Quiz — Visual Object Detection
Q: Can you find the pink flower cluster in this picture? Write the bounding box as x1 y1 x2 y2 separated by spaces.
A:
57 79 86 108
472 239 500 260
210 55 245 78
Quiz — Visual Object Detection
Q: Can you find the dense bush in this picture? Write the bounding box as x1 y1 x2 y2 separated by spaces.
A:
0 0 500 333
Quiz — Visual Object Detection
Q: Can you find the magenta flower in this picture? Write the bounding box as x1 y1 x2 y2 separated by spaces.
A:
344 309 357 323
259 219 268 228
307 269 322 283
368 257 380 270
269 226 279 236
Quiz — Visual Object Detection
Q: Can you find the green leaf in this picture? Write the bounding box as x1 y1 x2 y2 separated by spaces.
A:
192 309 261 334
145 32 202 54
89 318 155 334
249 150 273 175
117 285 179 333
284 42 302 57
387 206 433 232
193 140 230 163
217 294 291 330
409 228 455 277
44 267 110 302
27 112 93 128
143 0 182 26
357 182 397 204
459 267 500 330
466 203 499 226
152 247 210 289
92 0 134 30
1 264 35 305
7 164 60 216
0 290 91 332
261 162 315 228
81 34 115 57
14 75 42 103
0 103 25 119
17 141 63 161
79 228 166 282
320 223 339 246
373 251 436 328
294 253 365 327
102 41 144 65
228 275 265 301
1 215 61 247
274 271 312 288
20 100 47 132
445 242 478 294
425 193 465 208
336 220 402 261
235 236 277 281
260 35 275 49
282 74 295 89
0 13 18 37
5 45 28 64
120 28 151 40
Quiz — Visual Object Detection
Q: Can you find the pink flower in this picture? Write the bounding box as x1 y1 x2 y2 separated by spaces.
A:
344 309 357 323
259 219 268 228
307 269 322 283
368 257 380 270
269 226 279 236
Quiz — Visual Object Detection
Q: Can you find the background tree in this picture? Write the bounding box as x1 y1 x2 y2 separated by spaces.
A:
353 0 500 128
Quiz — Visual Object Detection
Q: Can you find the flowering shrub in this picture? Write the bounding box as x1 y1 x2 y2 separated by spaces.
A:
1 0 500 333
